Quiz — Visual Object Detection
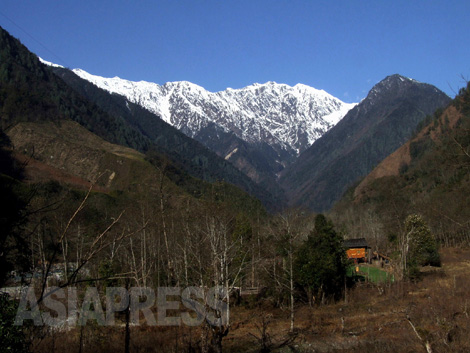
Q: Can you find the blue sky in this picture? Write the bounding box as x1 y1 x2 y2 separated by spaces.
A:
1 0 469 102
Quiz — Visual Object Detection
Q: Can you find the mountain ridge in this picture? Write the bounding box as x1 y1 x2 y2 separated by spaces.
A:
41 58 355 196
67 65 356 156
331 81 470 242
280 74 451 212
48 65 281 209
0 26 275 210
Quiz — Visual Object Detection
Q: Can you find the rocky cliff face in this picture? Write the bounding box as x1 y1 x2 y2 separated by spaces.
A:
70 70 355 155
68 67 355 187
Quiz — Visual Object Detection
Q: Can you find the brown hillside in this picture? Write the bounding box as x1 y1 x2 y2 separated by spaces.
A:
6 120 163 193
354 105 461 199
13 151 107 192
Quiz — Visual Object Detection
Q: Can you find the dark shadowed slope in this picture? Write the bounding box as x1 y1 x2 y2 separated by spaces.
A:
280 74 451 212
331 82 470 241
0 26 278 210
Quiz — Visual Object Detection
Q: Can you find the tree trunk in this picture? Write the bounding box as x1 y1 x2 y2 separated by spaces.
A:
124 280 131 353
289 232 294 333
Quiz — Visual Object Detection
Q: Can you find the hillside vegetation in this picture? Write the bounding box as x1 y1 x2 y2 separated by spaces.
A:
51 66 284 208
0 26 277 210
281 75 451 212
332 81 470 249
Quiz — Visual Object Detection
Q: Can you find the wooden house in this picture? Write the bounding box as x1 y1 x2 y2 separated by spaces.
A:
343 238 370 263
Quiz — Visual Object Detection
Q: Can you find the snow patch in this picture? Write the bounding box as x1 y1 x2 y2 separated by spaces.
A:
38 57 64 68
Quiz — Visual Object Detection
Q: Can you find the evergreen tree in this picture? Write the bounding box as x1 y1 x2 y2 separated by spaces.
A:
405 214 441 275
0 131 30 352
294 214 347 303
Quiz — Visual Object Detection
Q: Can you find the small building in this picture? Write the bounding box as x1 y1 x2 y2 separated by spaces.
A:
343 238 370 263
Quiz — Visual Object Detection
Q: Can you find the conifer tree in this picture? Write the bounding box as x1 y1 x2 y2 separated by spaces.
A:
295 214 347 303
405 214 440 277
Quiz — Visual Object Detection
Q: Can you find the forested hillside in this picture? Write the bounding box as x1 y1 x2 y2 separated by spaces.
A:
0 26 278 210
332 81 470 248
1 30 346 353
281 75 451 212
0 26 270 290
2 24 470 353
51 66 285 207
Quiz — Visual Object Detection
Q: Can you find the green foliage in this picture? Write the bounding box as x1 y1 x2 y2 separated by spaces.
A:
413 108 445 137
98 259 119 287
348 265 394 284
398 161 409 175
453 81 470 115
232 213 253 242
0 294 29 352
406 214 441 270
294 215 347 301
409 137 434 161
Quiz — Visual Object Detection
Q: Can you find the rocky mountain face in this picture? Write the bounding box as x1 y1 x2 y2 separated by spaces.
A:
50 68 282 209
39 58 451 213
280 74 452 212
68 68 355 187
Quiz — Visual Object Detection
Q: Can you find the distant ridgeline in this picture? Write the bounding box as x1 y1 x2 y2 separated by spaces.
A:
0 25 276 212
280 74 451 212
0 24 456 216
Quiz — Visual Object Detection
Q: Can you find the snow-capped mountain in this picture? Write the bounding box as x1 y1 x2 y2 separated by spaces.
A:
70 68 355 156
40 58 355 196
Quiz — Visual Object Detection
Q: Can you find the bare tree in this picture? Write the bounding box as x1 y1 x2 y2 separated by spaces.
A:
29 176 136 306
266 209 309 333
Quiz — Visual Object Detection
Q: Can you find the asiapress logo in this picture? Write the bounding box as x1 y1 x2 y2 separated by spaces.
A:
14 286 228 327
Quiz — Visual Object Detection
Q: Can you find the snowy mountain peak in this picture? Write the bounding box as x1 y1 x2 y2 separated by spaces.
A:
61 65 355 155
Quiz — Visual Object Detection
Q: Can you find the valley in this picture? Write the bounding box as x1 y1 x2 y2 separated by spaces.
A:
1 23 470 353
